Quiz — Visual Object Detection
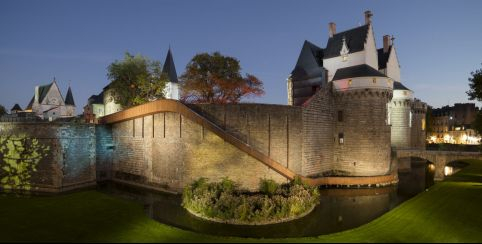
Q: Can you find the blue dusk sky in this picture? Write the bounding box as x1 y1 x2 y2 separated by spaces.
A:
1 0 482 113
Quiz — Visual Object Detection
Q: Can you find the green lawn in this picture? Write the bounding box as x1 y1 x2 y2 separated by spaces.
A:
1 159 482 242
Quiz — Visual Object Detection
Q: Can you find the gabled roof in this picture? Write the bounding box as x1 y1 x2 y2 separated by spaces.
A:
65 86 75 106
393 81 411 91
11 103 22 111
162 49 178 83
324 24 370 59
332 64 386 81
291 40 325 81
38 83 53 104
377 46 392 70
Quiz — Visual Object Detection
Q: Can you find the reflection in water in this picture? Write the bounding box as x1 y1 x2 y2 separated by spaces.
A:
98 159 435 238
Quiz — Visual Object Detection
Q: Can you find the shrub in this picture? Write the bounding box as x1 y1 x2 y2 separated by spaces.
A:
182 177 320 224
259 179 279 196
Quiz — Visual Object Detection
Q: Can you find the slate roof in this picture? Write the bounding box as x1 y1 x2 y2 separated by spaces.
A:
332 64 386 81
377 46 392 70
324 24 370 59
37 83 53 104
88 91 104 104
393 81 411 91
11 103 22 111
65 86 75 106
291 40 324 81
162 49 178 83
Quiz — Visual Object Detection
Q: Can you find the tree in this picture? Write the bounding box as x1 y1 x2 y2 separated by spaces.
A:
466 63 482 101
180 52 264 104
107 52 168 107
467 64 482 134
0 105 6 116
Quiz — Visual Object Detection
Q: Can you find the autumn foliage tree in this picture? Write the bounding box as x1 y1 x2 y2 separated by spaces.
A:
180 52 264 104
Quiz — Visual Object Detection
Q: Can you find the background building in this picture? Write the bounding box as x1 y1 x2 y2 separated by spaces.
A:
428 103 480 144
24 78 76 121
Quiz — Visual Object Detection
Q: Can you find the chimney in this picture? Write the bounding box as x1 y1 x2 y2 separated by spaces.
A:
383 35 391 53
364 10 373 25
329 22 336 38
35 86 39 103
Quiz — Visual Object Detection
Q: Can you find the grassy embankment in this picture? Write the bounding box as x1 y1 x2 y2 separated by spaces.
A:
1 159 482 242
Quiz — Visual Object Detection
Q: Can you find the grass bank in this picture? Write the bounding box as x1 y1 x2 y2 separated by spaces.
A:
1 159 482 242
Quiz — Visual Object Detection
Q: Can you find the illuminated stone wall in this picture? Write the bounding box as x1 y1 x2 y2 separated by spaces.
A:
333 89 393 176
0 122 96 193
110 111 291 192
188 104 303 174
390 99 412 149
411 99 427 150
301 83 335 176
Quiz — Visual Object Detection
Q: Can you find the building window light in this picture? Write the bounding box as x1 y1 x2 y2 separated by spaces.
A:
348 79 352 85
339 133 344 144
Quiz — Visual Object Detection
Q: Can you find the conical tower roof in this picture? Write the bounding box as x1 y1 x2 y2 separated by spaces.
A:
65 86 75 106
162 48 179 83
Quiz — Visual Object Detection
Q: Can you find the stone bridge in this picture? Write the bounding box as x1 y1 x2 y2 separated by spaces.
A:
395 149 482 181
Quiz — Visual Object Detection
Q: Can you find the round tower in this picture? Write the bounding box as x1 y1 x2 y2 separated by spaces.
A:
332 64 393 176
389 81 413 149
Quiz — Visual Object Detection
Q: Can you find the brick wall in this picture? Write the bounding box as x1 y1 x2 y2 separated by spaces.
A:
110 111 290 192
0 122 96 193
333 89 392 176
390 100 412 149
301 84 335 176
188 104 303 174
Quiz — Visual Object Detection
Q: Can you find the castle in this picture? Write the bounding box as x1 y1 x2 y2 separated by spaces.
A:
286 10 427 177
0 11 428 193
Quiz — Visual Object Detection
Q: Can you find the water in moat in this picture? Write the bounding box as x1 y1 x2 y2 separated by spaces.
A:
97 158 436 238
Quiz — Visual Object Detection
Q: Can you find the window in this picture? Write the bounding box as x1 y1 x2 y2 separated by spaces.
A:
338 133 344 144
422 118 426 131
372 78 377 83
312 85 320 92
338 110 343 122
348 79 352 85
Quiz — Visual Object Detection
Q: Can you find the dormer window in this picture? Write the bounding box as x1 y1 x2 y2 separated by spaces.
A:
340 36 349 62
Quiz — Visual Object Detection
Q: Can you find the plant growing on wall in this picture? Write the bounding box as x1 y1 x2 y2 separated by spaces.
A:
0 134 50 191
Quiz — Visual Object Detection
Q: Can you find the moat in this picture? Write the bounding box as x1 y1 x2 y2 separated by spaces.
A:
97 158 438 238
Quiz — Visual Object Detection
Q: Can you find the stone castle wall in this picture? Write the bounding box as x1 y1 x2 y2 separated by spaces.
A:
0 122 96 193
188 104 303 174
333 89 393 176
109 111 289 192
390 99 412 149
301 84 335 176
411 100 427 150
